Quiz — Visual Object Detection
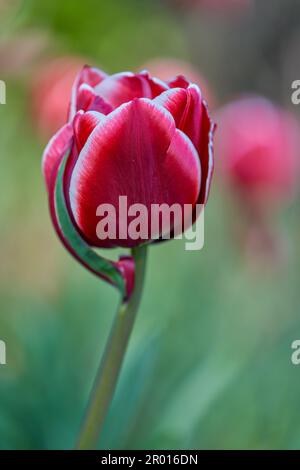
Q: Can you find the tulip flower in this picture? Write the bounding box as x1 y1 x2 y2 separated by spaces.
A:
216 96 300 267
42 65 214 448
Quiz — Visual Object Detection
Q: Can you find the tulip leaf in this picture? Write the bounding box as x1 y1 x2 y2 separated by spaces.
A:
54 155 126 297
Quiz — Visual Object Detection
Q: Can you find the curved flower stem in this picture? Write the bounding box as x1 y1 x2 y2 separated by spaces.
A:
76 245 148 450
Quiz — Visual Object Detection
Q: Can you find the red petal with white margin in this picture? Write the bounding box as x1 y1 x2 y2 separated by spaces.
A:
69 98 200 247
139 70 169 97
153 85 202 149
47 154 135 299
62 112 111 245
155 86 214 204
76 84 113 116
153 87 188 127
168 75 190 89
69 66 107 119
73 111 105 153
42 123 73 191
197 102 215 204
94 72 153 109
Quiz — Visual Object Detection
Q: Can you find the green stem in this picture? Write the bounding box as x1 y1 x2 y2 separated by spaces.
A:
76 245 148 450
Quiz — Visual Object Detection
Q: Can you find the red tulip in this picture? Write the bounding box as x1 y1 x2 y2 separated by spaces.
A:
216 96 300 208
42 66 214 297
31 57 87 140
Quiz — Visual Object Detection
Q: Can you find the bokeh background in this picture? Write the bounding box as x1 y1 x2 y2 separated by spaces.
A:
1 0 300 450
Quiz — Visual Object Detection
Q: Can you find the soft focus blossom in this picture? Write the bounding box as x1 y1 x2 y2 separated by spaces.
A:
216 96 300 269
216 96 300 208
31 57 87 140
141 58 215 108
42 66 214 294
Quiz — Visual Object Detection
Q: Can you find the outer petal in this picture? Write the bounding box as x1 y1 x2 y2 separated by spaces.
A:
62 112 108 245
93 72 153 108
178 84 202 148
69 98 200 247
155 85 215 204
48 154 135 299
197 102 215 204
42 123 73 191
73 110 105 153
153 85 202 148
176 86 214 203
153 87 188 127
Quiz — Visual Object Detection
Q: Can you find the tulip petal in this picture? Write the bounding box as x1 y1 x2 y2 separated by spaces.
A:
73 110 105 153
62 112 107 245
198 102 215 204
153 87 188 127
50 155 133 299
168 75 190 89
154 85 203 152
42 122 73 191
69 98 200 247
178 84 202 148
167 129 201 200
94 72 153 108
79 66 107 87
139 70 169 97
76 84 96 112
76 83 113 115
69 66 107 119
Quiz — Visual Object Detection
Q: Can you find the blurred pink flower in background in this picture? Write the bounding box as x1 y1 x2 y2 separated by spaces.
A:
215 96 300 267
216 96 300 208
31 57 87 141
140 58 215 108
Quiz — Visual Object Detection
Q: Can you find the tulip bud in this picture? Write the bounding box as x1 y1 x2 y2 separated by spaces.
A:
42 66 215 297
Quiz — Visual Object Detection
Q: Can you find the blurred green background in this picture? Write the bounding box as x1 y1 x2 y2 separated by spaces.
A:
1 0 300 450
